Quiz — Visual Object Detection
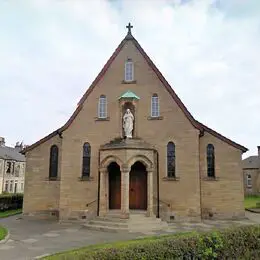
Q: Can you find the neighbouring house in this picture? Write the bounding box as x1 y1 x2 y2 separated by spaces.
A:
0 137 26 194
22 24 247 223
242 146 260 195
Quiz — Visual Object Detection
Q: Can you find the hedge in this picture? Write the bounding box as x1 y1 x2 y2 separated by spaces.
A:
0 194 23 212
46 225 260 260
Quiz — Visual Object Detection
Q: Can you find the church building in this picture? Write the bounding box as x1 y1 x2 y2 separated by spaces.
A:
22 24 248 223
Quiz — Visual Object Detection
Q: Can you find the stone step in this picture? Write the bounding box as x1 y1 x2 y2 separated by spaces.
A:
84 217 168 233
88 220 128 228
83 224 128 233
96 216 129 223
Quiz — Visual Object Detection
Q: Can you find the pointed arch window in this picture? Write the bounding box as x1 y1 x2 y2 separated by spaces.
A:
151 94 160 117
98 95 107 118
167 142 176 178
207 144 215 178
49 145 58 179
125 59 134 82
82 142 91 177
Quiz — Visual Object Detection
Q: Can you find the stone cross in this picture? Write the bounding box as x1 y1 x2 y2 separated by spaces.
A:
126 22 133 34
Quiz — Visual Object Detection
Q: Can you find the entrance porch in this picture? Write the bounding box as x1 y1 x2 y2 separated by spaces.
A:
98 138 156 219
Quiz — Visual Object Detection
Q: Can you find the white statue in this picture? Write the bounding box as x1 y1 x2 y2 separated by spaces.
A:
123 108 134 138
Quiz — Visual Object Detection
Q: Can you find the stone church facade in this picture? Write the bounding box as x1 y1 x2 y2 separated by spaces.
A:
22 25 247 222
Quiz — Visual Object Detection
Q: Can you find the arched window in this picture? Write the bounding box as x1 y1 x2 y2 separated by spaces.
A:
207 144 215 178
125 59 134 82
98 95 107 118
82 142 91 177
151 94 159 117
246 174 252 187
49 145 58 179
167 142 176 178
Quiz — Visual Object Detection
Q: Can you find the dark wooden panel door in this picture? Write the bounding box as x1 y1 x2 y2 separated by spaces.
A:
129 170 147 210
109 170 121 209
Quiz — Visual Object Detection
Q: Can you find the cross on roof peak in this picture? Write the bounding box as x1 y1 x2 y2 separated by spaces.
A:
126 22 133 35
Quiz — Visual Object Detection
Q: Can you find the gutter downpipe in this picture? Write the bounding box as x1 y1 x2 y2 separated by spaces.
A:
156 149 160 218
97 150 100 216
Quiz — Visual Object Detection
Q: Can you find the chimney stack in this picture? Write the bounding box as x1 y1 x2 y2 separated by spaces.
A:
0 137 5 146
258 146 260 157
15 141 23 152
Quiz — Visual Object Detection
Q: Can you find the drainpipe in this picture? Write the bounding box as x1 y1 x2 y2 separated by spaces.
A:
1 160 5 193
156 150 160 218
199 131 203 220
97 150 100 216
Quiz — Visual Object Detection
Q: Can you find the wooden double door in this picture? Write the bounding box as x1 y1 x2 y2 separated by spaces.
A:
108 162 147 210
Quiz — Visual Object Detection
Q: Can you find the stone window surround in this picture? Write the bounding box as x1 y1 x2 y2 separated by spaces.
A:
246 174 252 187
151 93 160 118
124 59 134 82
98 95 107 119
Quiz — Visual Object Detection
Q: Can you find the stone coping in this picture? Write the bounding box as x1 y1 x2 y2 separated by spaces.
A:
100 138 156 151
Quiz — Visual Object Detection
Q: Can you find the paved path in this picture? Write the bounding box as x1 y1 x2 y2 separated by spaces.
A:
0 212 259 260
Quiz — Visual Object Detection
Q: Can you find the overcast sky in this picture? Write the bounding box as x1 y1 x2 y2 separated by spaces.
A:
0 0 259 157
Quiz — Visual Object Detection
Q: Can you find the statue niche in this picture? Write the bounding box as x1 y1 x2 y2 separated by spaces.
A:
122 102 135 138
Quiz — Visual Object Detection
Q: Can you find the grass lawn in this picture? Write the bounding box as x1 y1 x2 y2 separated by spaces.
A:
0 226 7 241
0 209 22 218
44 232 194 260
244 195 260 209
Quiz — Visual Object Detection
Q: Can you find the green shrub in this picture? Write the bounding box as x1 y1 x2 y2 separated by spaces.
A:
46 225 260 260
0 193 23 212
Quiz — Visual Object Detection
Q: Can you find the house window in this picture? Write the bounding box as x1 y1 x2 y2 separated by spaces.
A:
14 181 18 193
49 145 59 179
82 142 91 177
207 144 215 178
167 142 176 178
6 161 11 173
98 95 107 118
151 94 160 117
125 59 134 82
246 174 252 187
5 181 8 192
9 180 13 192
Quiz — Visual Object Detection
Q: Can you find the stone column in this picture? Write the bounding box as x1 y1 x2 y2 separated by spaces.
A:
147 168 154 217
121 165 130 219
99 167 108 217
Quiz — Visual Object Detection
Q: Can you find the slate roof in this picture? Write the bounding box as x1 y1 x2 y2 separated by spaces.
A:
0 146 25 162
242 156 260 169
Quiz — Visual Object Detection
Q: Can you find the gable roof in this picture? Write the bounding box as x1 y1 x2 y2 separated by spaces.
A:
242 156 260 169
22 28 248 154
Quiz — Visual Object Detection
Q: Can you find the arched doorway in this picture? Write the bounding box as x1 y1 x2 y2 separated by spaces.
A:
129 161 147 210
108 162 121 209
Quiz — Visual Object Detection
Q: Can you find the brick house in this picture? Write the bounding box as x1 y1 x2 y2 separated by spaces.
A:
243 146 260 195
22 24 247 223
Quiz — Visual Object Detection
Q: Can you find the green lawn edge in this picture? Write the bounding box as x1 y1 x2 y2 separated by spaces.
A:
0 209 22 218
43 231 195 259
0 225 8 241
